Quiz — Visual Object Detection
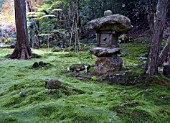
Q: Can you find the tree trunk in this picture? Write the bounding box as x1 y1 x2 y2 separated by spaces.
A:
158 36 170 66
68 0 74 46
146 0 168 77
75 0 80 51
26 0 34 12
8 0 32 59
26 0 40 48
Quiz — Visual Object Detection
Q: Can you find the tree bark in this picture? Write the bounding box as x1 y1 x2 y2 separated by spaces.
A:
146 0 168 77
158 36 170 66
8 0 32 59
26 0 35 12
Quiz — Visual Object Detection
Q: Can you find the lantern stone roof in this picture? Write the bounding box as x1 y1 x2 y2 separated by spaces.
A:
87 12 132 33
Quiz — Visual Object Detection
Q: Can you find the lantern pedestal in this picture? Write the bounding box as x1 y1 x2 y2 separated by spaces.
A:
90 47 122 74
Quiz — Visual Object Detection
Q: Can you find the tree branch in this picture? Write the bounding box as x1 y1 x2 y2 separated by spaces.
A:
158 36 170 66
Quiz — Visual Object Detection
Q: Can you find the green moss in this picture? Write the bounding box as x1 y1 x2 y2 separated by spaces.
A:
0 115 19 123
3 95 24 107
0 43 169 123
120 43 149 64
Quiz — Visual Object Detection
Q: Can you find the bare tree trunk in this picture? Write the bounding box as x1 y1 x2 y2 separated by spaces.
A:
147 0 155 39
68 0 74 46
145 0 155 72
146 0 168 76
68 0 72 27
158 36 170 66
68 0 80 50
8 0 32 59
75 0 80 51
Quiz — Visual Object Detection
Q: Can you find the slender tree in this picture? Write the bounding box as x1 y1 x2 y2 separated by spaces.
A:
146 0 169 77
8 0 32 59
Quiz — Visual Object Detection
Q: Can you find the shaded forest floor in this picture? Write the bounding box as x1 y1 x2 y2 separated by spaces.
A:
0 42 170 123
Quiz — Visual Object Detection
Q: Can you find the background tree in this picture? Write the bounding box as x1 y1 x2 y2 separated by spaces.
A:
146 0 169 77
8 0 32 59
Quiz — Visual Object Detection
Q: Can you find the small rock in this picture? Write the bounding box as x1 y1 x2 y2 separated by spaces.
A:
19 92 26 97
163 65 170 77
32 61 47 68
45 78 62 89
10 44 15 48
69 64 90 72
39 61 44 66
32 62 39 68
138 56 147 61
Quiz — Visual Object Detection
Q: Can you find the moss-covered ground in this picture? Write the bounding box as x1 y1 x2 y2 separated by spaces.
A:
0 43 169 123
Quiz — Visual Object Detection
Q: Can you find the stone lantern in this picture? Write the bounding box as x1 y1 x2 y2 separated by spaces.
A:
87 10 132 74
